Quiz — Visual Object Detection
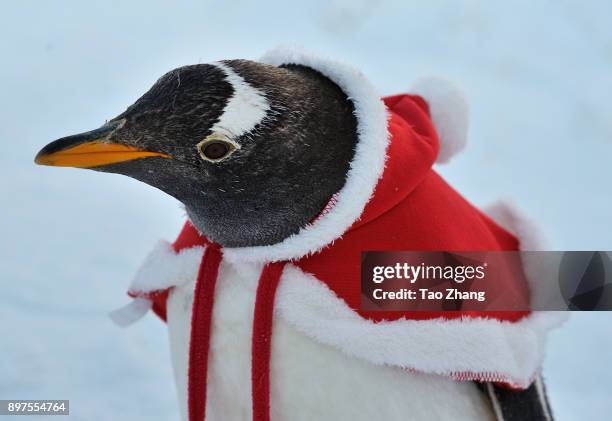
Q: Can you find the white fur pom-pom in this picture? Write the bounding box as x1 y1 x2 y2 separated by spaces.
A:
411 77 469 164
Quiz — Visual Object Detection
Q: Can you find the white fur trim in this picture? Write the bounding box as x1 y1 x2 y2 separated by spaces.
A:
128 241 205 294
128 239 562 387
411 77 469 164
484 201 569 311
275 264 562 389
109 297 153 327
211 61 270 139
221 46 390 264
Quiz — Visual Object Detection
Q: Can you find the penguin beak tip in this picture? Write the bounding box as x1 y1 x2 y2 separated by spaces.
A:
34 123 169 169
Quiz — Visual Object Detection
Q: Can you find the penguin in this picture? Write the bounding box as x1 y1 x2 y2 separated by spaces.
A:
35 47 563 421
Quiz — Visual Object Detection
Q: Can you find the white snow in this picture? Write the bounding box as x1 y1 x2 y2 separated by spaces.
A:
1 1 611 420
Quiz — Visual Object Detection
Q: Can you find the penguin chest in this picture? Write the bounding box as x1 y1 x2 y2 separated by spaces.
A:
166 262 495 421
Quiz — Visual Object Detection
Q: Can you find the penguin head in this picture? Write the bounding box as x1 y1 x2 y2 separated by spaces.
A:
35 60 358 247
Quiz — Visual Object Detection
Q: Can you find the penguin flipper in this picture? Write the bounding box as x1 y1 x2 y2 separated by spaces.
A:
478 375 555 421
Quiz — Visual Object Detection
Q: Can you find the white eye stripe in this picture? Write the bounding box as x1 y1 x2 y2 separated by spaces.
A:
211 62 270 139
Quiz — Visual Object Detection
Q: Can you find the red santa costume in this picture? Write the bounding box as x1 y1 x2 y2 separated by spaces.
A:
112 47 566 421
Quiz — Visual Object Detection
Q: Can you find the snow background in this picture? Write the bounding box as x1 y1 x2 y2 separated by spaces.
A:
1 1 611 419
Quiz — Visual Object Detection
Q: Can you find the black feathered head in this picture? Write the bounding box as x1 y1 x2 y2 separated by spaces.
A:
36 57 358 247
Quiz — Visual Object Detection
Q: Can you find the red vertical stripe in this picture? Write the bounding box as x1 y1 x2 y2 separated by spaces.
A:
251 262 287 421
188 244 223 421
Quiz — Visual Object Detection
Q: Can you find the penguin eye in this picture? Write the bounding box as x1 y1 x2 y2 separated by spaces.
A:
202 141 230 159
197 134 239 162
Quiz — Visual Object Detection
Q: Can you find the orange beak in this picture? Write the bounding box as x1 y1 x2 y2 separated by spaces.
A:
35 123 169 168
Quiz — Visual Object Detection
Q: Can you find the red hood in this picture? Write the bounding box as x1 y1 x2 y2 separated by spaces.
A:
161 93 528 325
